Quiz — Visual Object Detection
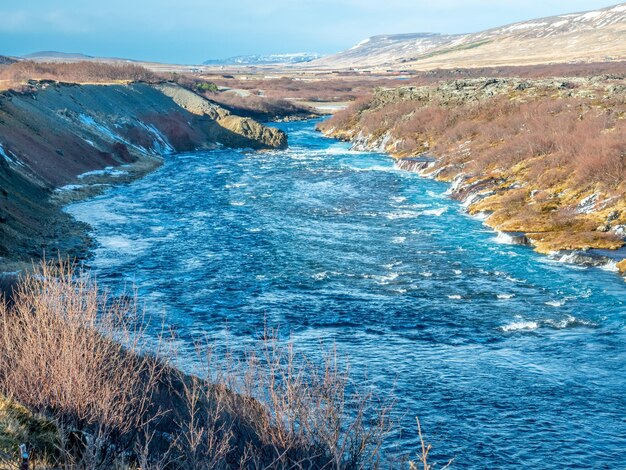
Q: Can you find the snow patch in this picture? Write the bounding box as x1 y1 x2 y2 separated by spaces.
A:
575 11 602 21
576 193 599 214
77 166 127 179
0 144 13 163
137 121 175 154
350 38 371 50
78 114 125 143
0 143 23 166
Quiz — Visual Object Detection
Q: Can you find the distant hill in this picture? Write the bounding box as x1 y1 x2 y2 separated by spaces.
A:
23 51 95 61
21 51 142 65
0 55 18 65
311 3 626 70
204 53 323 66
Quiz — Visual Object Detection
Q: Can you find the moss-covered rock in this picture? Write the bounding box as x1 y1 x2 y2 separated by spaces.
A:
0 396 59 464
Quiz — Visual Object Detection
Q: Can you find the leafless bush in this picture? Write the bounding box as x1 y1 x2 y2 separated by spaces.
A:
160 335 392 470
0 260 164 468
0 61 160 84
207 92 315 120
0 261 392 469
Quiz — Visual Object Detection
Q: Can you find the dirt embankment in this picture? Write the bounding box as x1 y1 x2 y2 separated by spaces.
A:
319 76 626 274
0 81 287 271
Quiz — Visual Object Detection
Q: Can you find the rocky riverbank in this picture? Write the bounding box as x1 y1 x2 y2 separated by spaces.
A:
0 81 286 272
319 76 626 275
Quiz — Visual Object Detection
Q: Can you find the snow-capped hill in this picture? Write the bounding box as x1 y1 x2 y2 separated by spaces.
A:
334 33 459 66
473 2 626 40
311 3 626 70
203 53 323 66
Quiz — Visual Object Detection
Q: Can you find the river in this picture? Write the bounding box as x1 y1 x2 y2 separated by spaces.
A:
68 119 626 468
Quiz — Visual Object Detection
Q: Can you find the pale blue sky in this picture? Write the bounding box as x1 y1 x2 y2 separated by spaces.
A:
0 0 620 63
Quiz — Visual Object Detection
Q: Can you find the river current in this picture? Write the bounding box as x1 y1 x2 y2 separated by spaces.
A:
68 119 626 468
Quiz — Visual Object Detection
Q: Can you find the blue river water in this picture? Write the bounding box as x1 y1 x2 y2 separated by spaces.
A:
68 119 626 468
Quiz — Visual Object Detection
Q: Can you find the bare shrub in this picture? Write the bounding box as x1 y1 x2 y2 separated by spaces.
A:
207 92 315 120
163 336 392 470
0 261 392 469
0 61 160 84
0 260 164 468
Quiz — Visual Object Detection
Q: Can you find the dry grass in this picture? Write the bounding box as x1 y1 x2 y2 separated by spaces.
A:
0 261 392 469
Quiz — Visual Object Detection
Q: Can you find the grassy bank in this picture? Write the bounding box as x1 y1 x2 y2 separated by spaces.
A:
319 76 626 272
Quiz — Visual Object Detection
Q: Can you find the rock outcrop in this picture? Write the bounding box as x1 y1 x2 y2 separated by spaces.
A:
0 81 287 269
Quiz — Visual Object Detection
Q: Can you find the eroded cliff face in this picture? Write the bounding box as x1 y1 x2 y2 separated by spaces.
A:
319 77 626 274
0 81 287 270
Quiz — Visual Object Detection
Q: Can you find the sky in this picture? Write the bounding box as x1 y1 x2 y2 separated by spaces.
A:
0 0 621 64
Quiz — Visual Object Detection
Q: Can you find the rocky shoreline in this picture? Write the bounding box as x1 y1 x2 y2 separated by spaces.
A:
319 76 626 277
394 157 626 274
0 80 287 274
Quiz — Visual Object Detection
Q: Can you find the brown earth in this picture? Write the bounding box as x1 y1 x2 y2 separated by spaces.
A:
0 81 286 271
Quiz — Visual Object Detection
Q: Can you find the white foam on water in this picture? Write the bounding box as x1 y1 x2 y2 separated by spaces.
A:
472 211 491 221
386 211 419 220
493 232 515 245
391 196 407 203
420 207 447 217
55 184 85 192
453 269 462 275
447 295 462 300
497 294 515 300
313 271 328 281
426 190 443 199
391 236 406 244
544 315 595 329
345 164 398 173
600 260 619 272
230 201 246 206
545 300 565 307
375 272 399 284
383 262 402 270
77 167 128 179
420 271 433 277
98 235 134 251
500 321 539 332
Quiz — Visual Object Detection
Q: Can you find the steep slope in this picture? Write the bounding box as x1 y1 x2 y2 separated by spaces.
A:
312 3 626 69
0 81 286 269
